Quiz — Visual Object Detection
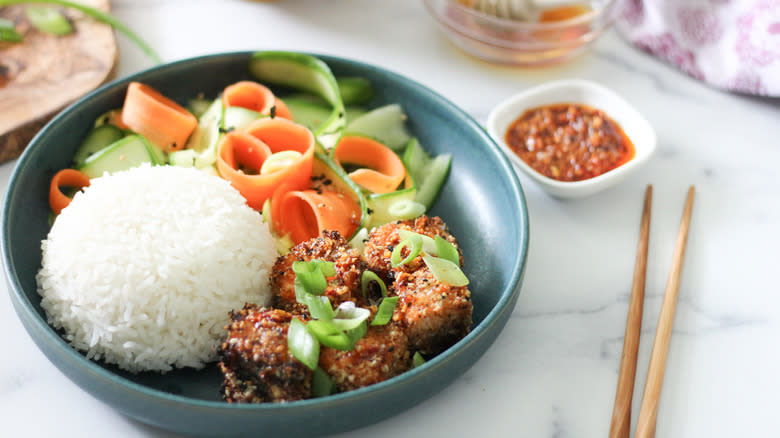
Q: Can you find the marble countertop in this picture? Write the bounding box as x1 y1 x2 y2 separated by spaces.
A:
2 1 779 437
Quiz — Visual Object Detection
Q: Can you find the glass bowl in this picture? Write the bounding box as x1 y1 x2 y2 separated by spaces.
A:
423 0 619 66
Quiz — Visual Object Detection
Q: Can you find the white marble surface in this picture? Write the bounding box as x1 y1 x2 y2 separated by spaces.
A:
2 0 779 437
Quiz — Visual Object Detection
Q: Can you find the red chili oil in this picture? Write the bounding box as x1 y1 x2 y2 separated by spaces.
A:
504 103 635 182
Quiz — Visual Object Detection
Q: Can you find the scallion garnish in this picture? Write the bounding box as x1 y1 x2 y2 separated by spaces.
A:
0 0 161 63
25 7 72 36
412 351 426 368
422 255 469 286
312 367 335 397
345 320 367 344
434 235 460 265
398 229 436 255
388 199 426 221
371 296 399 326
302 293 335 321
292 260 331 295
306 319 356 351
390 236 422 267
0 17 23 42
331 301 370 330
361 270 387 298
287 318 319 371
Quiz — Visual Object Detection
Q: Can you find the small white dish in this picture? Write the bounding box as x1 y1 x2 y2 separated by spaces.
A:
486 79 656 199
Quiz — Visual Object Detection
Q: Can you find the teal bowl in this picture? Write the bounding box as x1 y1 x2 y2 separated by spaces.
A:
2 52 528 437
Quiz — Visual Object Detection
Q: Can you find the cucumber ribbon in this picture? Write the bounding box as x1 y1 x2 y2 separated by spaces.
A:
249 51 346 137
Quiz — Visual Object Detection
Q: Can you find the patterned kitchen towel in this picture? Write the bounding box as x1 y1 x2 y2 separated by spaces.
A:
616 0 780 97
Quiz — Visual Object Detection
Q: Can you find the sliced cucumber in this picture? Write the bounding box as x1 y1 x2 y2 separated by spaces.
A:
311 151 367 236
248 51 345 136
72 124 125 166
283 94 332 132
186 97 212 118
184 97 225 169
365 187 417 228
336 77 373 105
402 138 452 210
186 97 223 152
285 93 369 134
93 108 123 128
169 148 199 168
344 104 411 151
345 106 368 124
223 106 264 132
349 227 369 252
146 139 168 165
78 135 158 178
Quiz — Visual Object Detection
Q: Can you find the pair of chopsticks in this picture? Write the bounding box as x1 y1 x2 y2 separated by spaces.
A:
608 185 695 438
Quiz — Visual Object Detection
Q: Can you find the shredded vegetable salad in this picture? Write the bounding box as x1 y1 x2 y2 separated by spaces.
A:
50 51 453 253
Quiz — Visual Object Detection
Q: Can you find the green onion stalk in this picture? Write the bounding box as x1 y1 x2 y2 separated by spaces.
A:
0 0 161 63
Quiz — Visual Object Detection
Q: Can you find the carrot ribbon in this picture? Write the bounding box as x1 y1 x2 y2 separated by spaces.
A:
120 82 197 152
272 188 361 244
333 135 406 194
216 117 314 210
49 168 90 215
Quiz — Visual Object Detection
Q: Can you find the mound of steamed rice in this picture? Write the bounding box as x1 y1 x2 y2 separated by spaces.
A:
36 164 277 373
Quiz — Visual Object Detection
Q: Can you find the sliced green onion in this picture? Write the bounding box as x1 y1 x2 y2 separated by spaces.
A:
422 255 469 287
390 236 422 267
260 150 303 175
293 278 310 303
398 229 436 255
307 319 355 351
25 7 72 36
303 294 335 321
0 0 161 63
287 318 319 371
0 18 23 42
434 235 460 265
331 302 370 331
314 260 336 277
0 13 27 44
312 367 335 397
292 260 328 295
371 296 399 326
387 199 426 221
412 351 426 368
361 270 388 298
349 227 369 253
345 320 367 344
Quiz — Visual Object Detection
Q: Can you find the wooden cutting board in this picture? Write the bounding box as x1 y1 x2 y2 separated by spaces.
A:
0 0 118 163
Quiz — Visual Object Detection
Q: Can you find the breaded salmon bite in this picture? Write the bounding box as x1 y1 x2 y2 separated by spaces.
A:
363 215 462 280
218 305 312 403
319 322 411 392
270 230 366 316
219 216 472 403
364 215 472 356
393 268 472 356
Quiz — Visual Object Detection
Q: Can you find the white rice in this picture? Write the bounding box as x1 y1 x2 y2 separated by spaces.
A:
36 164 277 373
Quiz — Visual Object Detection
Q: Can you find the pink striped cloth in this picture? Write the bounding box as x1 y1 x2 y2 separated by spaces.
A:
616 0 780 97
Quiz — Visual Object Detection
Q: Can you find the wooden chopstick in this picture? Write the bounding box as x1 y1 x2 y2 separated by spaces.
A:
634 186 696 438
608 185 653 438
